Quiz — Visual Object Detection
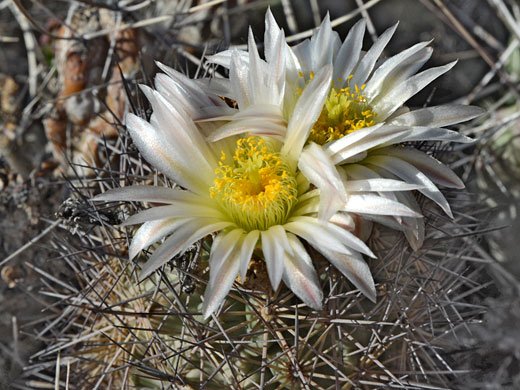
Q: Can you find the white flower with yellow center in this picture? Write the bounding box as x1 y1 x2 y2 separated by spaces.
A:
203 10 484 249
93 62 420 318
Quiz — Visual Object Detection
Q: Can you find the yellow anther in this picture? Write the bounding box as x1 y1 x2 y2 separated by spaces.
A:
308 74 377 144
210 137 297 231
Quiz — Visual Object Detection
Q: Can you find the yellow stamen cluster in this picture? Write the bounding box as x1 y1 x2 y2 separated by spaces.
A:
210 136 297 231
309 75 377 145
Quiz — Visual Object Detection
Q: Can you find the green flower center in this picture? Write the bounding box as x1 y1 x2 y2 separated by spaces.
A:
210 136 298 231
308 76 377 145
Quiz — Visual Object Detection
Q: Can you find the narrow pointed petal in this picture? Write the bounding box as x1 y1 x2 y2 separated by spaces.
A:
364 40 432 99
266 29 287 106
247 27 267 105
373 61 457 120
329 212 355 231
298 143 346 222
284 217 355 255
371 47 433 103
208 229 244 273
282 65 332 167
125 114 211 195
239 230 260 280
285 216 375 258
309 13 338 71
343 193 422 217
389 105 485 127
155 73 211 117
129 218 189 260
325 124 385 155
326 125 411 164
344 178 423 192
261 226 288 291
207 118 286 142
199 104 285 124
205 49 249 68
156 62 225 108
121 203 224 226
194 78 233 99
283 234 323 310
317 247 376 302
333 19 366 82
393 190 425 250
371 147 465 188
139 219 233 279
229 49 251 108
366 155 454 217
137 86 218 173
342 163 380 180
351 22 399 87
397 127 474 143
264 8 283 63
93 185 202 204
203 229 243 319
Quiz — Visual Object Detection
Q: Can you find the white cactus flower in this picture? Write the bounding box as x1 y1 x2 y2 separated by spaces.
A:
93 60 421 318
202 9 484 250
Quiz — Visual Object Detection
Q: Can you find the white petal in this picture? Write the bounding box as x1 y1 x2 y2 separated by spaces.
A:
309 13 339 71
239 230 260 280
370 47 433 102
194 78 233 99
125 114 209 195
364 40 431 99
247 27 268 105
371 147 464 188
291 39 312 77
261 226 289 291
298 143 346 222
208 229 244 272
156 62 225 108
139 218 233 279
343 193 422 217
93 185 205 204
344 178 423 192
201 103 284 123
389 105 485 127
207 118 286 142
350 22 398 87
202 229 243 319
205 49 248 68
394 191 425 251
155 73 208 117
121 203 224 226
264 8 283 64
329 212 355 231
129 218 189 260
284 217 354 255
138 87 218 179
366 154 454 217
283 234 323 310
326 125 411 165
333 19 366 82
230 49 251 108
396 127 474 143
342 163 380 180
266 28 287 106
317 247 376 302
285 216 375 258
373 61 457 121
282 65 332 167
325 124 384 155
